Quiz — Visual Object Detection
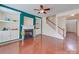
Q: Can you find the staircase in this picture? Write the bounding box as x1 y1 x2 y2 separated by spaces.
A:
46 16 64 38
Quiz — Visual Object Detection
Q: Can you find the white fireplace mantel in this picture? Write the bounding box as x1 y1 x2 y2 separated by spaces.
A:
22 25 34 30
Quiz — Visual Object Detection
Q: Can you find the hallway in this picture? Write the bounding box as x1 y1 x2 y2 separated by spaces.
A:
0 32 79 54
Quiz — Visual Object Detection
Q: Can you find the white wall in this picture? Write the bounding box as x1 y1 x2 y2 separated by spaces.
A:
56 16 66 37
42 17 63 39
23 16 34 29
24 17 33 26
0 11 4 20
46 15 66 38
35 17 41 35
47 15 56 24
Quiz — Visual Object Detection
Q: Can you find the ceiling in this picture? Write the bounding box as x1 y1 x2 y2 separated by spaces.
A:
0 6 20 14
4 4 79 17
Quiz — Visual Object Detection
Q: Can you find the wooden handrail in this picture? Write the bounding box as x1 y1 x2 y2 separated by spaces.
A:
47 19 64 31
46 18 64 37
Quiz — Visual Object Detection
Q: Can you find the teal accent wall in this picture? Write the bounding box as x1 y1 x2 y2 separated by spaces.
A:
19 13 23 39
0 4 42 39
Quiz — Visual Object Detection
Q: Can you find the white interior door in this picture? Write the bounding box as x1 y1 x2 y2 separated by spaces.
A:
66 20 76 33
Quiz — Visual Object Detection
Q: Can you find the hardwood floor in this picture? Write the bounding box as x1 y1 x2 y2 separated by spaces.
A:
0 32 79 54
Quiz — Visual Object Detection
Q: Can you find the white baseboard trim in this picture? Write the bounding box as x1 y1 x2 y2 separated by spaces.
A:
0 39 20 45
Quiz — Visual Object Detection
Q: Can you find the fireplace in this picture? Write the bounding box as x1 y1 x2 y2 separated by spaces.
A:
24 29 33 39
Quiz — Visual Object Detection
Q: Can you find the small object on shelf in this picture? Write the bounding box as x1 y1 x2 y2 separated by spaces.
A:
8 18 10 21
2 27 8 31
5 17 10 21
13 20 17 22
36 27 40 29
36 23 39 24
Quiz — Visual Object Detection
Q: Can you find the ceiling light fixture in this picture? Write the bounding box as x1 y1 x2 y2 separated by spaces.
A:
40 10 44 13
71 14 75 16
34 5 50 14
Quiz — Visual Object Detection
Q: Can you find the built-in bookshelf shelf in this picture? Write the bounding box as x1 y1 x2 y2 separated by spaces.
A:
0 20 18 23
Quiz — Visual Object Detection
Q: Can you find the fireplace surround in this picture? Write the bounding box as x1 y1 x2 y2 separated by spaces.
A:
24 29 33 39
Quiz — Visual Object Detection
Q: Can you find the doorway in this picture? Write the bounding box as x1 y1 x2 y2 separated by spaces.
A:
65 19 77 52
66 20 77 34
66 19 77 38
